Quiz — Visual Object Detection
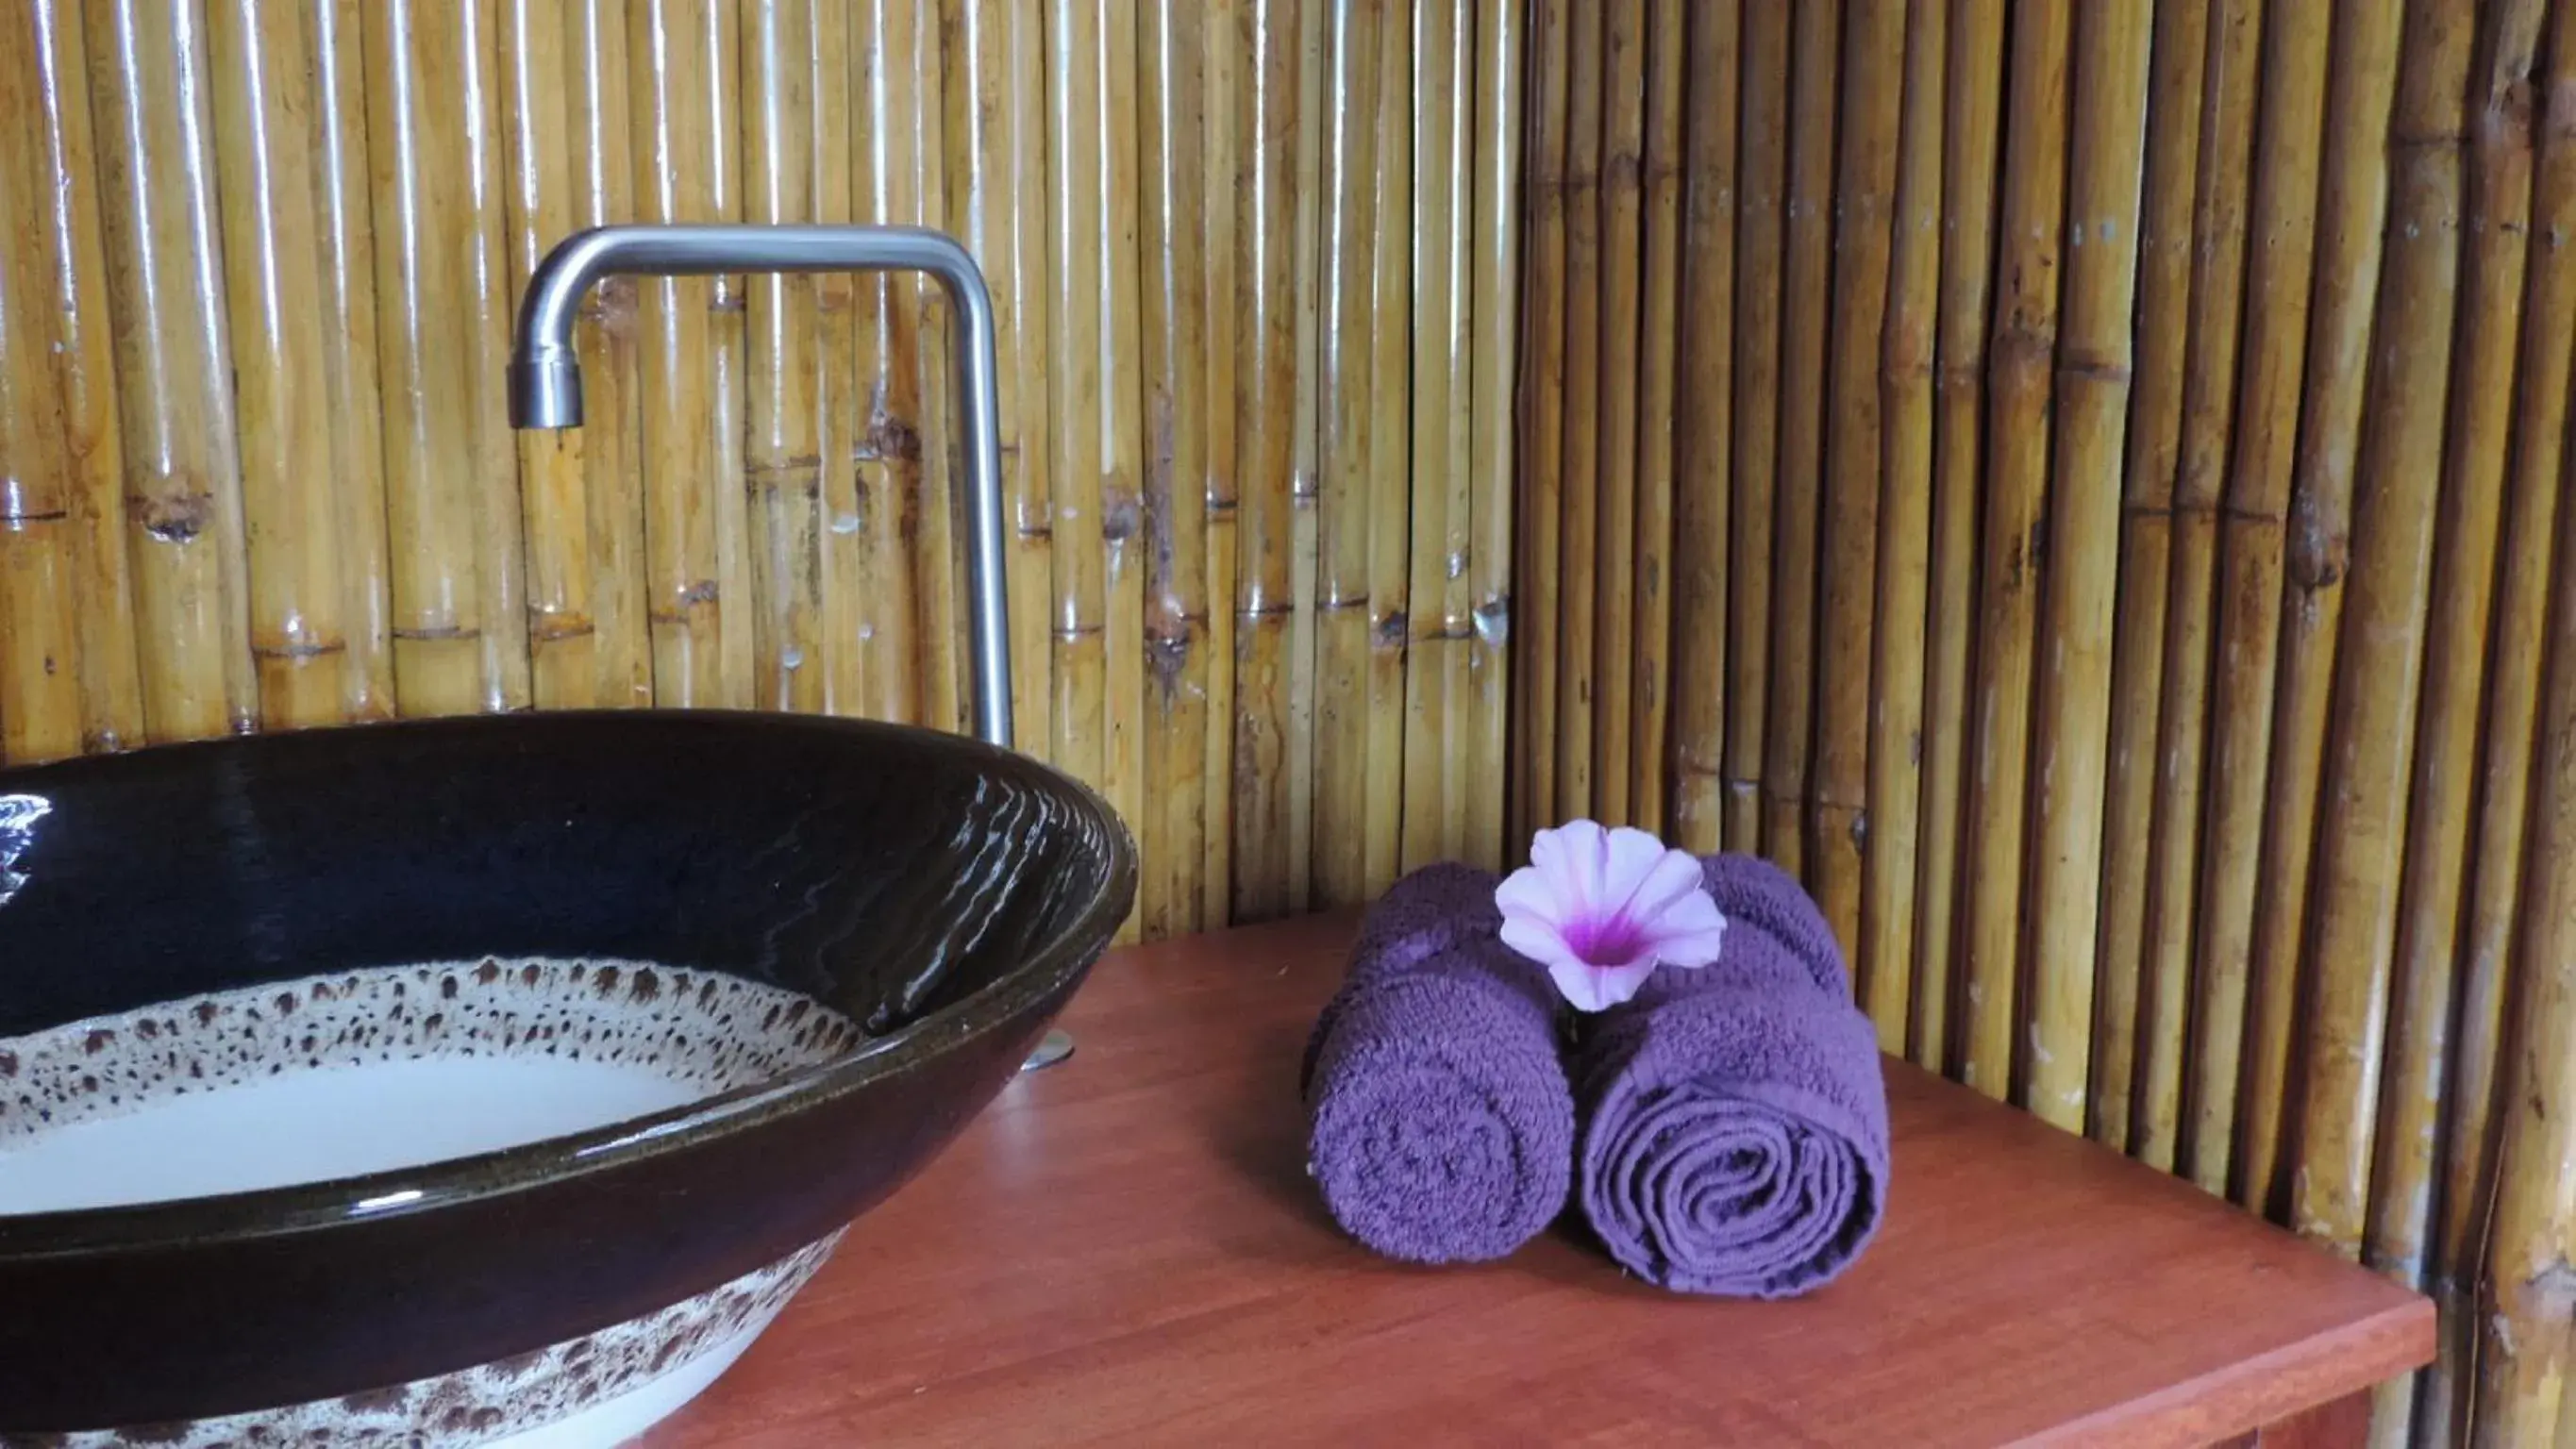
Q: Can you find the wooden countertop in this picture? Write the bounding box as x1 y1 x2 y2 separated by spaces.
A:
653 913 2432 1447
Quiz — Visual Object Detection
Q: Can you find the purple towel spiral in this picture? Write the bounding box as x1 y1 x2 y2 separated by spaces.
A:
1302 863 1576 1264
1574 854 1889 1297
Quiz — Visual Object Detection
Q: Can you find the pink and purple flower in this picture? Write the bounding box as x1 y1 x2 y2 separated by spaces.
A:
1495 821 1728 1012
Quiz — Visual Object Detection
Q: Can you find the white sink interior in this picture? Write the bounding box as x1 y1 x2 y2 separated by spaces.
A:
0 1054 699 1215
0 956 861 1217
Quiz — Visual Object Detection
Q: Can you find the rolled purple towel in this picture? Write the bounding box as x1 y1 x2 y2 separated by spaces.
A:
1575 854 1889 1297
1696 852 1848 1001
1302 863 1576 1264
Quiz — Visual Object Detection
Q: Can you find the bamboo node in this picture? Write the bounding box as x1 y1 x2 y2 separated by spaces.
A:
580 278 640 322
1102 491 1141 542
1146 627 1191 689
1472 601 1508 643
859 413 924 463
2004 517 2048 590
529 615 599 643
2287 518 2351 591
131 490 215 545
1375 611 1407 649
252 640 351 662
2057 354 2133 387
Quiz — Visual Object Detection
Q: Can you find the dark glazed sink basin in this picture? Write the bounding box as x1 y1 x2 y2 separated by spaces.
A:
0 710 1134 1444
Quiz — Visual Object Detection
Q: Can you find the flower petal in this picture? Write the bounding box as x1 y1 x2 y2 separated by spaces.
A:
1596 827 1676 916
1622 847 1713 929
1543 821 1618 914
1642 888 1729 969
1499 912 1580 978
1550 958 1658 1013
1493 862 1566 922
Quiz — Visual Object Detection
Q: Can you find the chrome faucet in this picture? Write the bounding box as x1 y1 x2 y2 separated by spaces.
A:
508 225 1073 1073
507 224 1013 752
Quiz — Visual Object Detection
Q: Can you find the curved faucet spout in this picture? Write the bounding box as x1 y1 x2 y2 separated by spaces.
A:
507 223 1012 750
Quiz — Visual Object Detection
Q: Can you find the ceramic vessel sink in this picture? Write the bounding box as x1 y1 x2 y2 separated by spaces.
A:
0 709 1133 1445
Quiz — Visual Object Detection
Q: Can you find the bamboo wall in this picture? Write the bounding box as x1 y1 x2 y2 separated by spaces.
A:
0 0 1524 940
8 0 2576 1444
1514 1 2576 1443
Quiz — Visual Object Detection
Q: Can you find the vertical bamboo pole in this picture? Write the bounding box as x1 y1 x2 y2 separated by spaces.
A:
1313 0 1381 908
2432 15 2576 1440
1465 0 1522 871
629 0 725 708
502 0 601 711
1202 0 1239 903
1360 4 1411 899
207 0 351 732
988 0 1055 760
702 1 750 711
2234 0 2405 1216
27 0 146 753
1665 0 1737 858
1513 0 1568 842
850 0 930 725
1589 0 1643 828
1863 0 1941 1056
2139 0 2262 1173
1763 0 1837 879
1101 0 1148 932
1504 0 1565 849
2091 0 2208 1153
744 0 825 717
0 37 83 765
307 0 394 723
2475 488 2576 1449
2367 8 2542 1441
1231 0 1302 917
811 0 860 716
363 2 484 718
2287 0 2472 1264
1814 0 1904 966
1910 0 2005 1074
2186 0 2333 1191
1958 0 2068 1104
87 0 258 741
831 0 883 727
1624 0 1681 839
559 0 646 708
1286 0 1323 910
1012 0 1054 741
908 11 963 741
1723 0 1786 858
460 0 531 714
1552 0 1601 824
1403 0 1472 870
2019 0 2149 1130
1045 0 1104 793
1142 0 1211 933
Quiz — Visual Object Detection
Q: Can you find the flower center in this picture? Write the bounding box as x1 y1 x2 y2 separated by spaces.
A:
1564 911 1646 968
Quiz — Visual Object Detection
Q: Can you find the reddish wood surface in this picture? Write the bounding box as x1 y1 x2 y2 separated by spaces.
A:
2216 1389 2370 1447
652 914 2430 1448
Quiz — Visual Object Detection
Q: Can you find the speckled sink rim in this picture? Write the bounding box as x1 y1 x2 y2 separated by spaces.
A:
0 710 1137 1263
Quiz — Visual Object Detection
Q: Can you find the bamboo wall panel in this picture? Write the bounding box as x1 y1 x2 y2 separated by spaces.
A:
1516 1 2576 1443
0 2 1520 933
21 2 2576 1442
